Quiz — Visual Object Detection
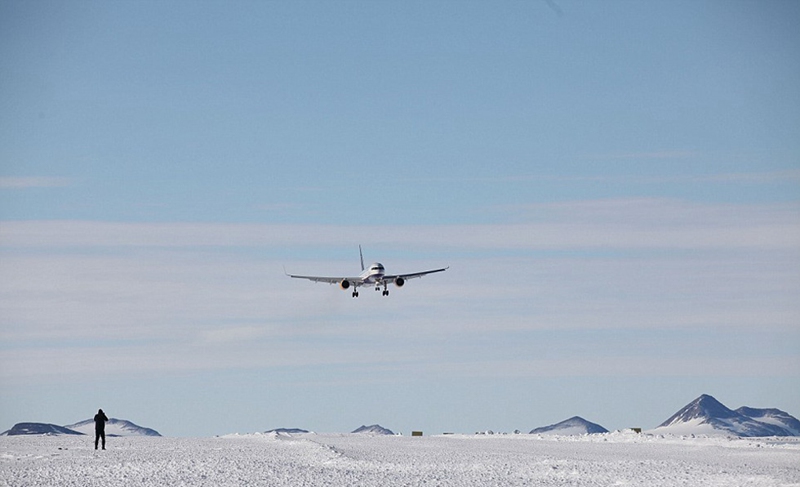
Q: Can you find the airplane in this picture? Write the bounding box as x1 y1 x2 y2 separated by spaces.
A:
286 246 448 297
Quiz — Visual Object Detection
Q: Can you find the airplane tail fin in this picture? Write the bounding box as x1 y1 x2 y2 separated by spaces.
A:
359 245 365 272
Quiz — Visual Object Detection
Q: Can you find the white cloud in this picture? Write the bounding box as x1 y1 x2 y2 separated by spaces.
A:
588 150 699 160
706 169 800 183
1 198 798 380
1 199 798 250
398 355 800 379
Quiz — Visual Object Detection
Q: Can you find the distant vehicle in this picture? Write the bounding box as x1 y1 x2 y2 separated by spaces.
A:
286 246 448 297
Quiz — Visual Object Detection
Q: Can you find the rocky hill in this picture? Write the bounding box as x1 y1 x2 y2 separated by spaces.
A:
351 424 394 435
1 423 83 436
64 418 161 437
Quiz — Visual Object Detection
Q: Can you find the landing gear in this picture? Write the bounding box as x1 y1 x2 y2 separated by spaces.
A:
352 290 359 298
382 283 389 296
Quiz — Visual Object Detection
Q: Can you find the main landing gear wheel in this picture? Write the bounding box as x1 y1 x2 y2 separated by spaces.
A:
352 291 359 298
382 290 389 296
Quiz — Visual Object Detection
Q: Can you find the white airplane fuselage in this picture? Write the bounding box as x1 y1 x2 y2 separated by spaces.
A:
360 263 385 284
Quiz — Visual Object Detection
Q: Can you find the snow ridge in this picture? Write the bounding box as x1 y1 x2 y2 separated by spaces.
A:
265 428 310 434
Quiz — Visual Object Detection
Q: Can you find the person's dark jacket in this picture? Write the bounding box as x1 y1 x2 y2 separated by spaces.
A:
94 410 108 432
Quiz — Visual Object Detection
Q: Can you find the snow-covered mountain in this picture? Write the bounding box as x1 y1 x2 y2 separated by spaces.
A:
735 407 800 436
351 424 394 435
651 394 799 437
529 416 609 435
1 423 83 436
64 418 161 437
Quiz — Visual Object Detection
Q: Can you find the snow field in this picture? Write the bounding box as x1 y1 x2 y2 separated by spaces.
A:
2 432 799 486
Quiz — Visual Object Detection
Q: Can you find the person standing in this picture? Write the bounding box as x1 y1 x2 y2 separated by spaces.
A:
94 408 108 450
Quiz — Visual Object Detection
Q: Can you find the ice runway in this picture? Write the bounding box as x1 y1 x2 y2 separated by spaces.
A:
2 431 799 486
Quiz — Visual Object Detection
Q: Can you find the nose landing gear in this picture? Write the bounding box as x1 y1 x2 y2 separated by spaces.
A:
375 283 390 296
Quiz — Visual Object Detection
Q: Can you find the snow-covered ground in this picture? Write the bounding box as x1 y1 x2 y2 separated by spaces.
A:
2 431 799 486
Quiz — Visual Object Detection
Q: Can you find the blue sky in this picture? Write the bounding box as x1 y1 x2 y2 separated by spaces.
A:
1 0 799 437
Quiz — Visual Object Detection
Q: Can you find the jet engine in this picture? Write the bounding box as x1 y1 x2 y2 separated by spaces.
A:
395 277 405 287
339 280 351 290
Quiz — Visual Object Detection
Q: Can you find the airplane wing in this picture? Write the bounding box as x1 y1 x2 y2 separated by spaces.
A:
383 266 449 283
285 272 363 285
